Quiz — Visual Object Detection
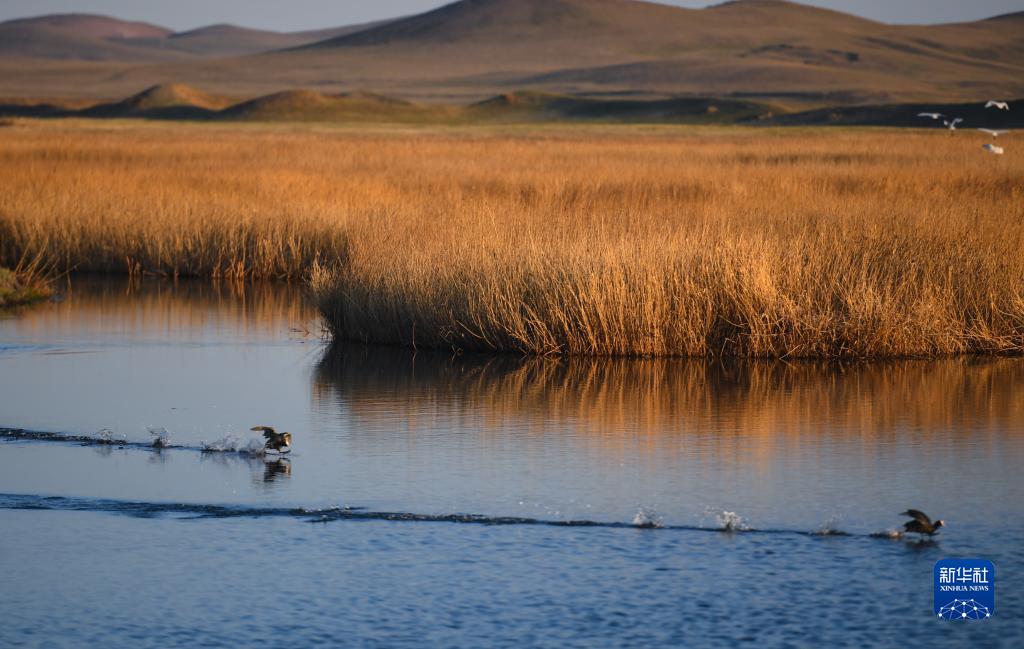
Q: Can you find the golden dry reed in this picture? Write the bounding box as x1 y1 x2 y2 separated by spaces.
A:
1 121 1023 357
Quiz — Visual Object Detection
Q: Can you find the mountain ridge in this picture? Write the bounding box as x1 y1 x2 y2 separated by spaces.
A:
0 12 393 60
0 0 1021 105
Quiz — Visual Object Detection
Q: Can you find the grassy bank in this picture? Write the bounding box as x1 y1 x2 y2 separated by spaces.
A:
1 121 1023 356
0 266 51 307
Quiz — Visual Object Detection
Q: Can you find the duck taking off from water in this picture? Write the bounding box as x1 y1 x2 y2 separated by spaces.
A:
901 509 944 537
251 426 292 453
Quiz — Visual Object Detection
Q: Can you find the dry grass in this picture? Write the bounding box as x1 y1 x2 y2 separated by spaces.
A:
0 263 52 308
1 120 1023 357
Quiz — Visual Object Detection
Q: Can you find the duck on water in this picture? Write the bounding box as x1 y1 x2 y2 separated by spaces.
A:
901 509 944 538
251 426 292 454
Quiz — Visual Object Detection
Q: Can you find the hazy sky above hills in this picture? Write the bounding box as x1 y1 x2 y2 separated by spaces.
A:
0 0 1020 31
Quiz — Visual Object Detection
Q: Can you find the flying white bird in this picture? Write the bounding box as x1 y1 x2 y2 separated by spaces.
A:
983 144 1005 155
977 128 1009 138
985 101 1010 111
944 118 963 131
917 112 944 120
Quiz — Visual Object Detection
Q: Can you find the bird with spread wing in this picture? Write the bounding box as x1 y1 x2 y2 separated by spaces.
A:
250 426 292 453
900 509 945 537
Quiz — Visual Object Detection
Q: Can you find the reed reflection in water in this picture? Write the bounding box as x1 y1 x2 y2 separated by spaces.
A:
0 275 321 441
313 345 1024 529
2 275 318 344
315 345 1024 446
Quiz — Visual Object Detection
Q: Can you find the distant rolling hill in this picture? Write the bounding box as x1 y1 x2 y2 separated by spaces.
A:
0 14 176 61
8 83 1021 128
0 83 775 124
79 83 231 118
0 84 450 123
139 25 320 58
218 89 444 122
267 0 1024 104
122 21 396 58
0 1 1021 105
0 13 391 61
467 91 778 123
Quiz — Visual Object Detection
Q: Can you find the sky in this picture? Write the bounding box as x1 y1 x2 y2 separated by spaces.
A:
0 0 1021 32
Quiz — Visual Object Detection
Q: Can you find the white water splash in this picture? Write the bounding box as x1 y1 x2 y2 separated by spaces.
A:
703 507 749 532
812 515 844 536
717 511 749 532
243 438 266 455
97 428 127 445
201 433 265 455
632 507 664 529
146 426 171 448
201 434 239 452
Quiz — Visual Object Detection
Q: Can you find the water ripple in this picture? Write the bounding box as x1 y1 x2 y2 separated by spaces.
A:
0 493 909 540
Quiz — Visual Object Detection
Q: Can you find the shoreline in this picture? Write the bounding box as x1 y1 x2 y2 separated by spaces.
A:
0 267 52 308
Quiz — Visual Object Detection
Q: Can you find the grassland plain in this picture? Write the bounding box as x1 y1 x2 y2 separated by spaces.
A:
1 119 1022 357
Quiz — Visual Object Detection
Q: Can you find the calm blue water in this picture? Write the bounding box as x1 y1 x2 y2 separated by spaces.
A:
1 277 1021 647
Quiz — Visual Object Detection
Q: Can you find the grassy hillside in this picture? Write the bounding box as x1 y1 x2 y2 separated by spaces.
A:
0 13 385 63
4 85 1020 127
80 83 232 119
0 0 1021 103
1 85 779 124
0 14 178 62
219 90 445 122
156 25 321 57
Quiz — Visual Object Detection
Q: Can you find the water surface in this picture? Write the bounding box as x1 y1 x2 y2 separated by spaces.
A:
1 277 1020 647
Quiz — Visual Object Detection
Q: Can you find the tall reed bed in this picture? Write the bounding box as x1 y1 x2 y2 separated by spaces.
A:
1 121 1022 356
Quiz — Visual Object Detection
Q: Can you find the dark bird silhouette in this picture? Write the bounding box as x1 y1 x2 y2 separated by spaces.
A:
250 426 292 453
901 509 944 537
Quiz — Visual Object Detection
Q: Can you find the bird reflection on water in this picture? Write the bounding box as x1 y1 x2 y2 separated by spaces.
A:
262 458 292 484
90 443 119 459
199 449 293 486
